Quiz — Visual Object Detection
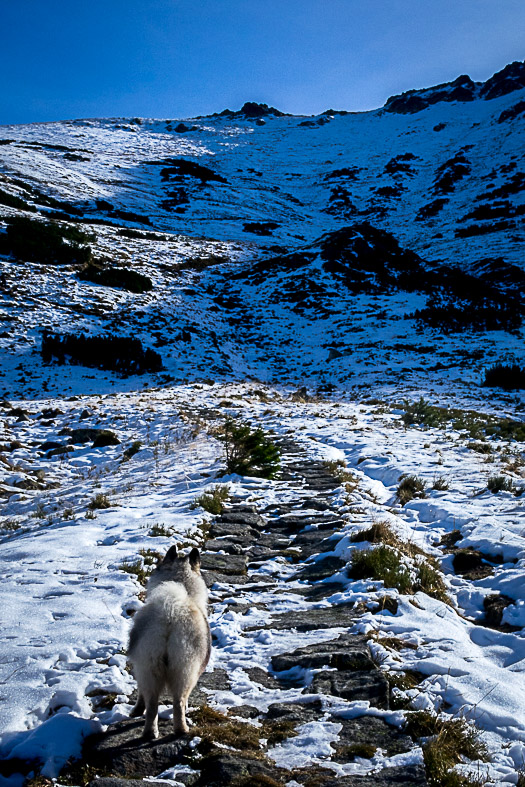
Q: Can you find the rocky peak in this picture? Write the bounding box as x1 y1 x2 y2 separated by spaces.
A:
384 60 525 114
216 101 287 120
480 60 525 100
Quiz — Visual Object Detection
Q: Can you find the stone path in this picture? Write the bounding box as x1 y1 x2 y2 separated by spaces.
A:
80 440 427 787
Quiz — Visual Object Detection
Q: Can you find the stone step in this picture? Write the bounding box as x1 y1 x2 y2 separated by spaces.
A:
294 554 346 581
245 604 356 632
271 633 374 672
214 510 266 528
208 520 259 539
201 553 248 575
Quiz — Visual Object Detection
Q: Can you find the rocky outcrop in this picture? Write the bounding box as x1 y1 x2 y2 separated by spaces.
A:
216 101 288 119
384 74 479 114
384 61 525 114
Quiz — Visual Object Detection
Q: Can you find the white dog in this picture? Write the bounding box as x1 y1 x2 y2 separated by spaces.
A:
128 546 210 739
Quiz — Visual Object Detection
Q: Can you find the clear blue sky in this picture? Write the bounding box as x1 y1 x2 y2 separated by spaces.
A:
1 0 524 124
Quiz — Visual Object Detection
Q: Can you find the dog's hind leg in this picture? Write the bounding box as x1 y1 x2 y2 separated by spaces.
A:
169 671 194 735
139 673 162 739
172 694 189 735
142 690 160 739
170 662 202 735
129 692 145 718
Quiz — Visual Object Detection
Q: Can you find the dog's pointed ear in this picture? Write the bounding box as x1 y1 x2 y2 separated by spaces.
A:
163 545 178 563
188 548 201 569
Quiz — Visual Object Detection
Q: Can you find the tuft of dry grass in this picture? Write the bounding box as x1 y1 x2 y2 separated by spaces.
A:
348 545 413 593
190 705 261 753
335 742 377 760
88 493 111 510
397 475 427 505
192 484 230 515
324 459 359 487
348 531 451 603
405 711 489 787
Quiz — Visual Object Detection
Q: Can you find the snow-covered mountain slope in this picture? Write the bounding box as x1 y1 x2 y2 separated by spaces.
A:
0 62 523 399
0 62 524 787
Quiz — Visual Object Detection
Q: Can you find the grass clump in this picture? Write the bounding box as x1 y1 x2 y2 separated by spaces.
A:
483 362 525 391
348 546 413 593
88 493 111 510
120 550 161 586
147 522 174 537
402 397 444 428
468 442 493 455
349 537 450 602
487 475 515 494
351 520 403 548
123 440 142 460
191 705 261 753
1 216 94 265
324 459 358 485
0 518 22 532
192 484 230 515
432 476 449 491
397 475 427 505
217 417 280 479
260 718 298 746
139 547 163 567
120 558 148 586
41 331 163 376
78 262 153 293
405 711 489 787
415 560 450 603
401 400 525 442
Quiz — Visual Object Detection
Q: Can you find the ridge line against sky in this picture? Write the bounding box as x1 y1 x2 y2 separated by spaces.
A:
1 0 524 125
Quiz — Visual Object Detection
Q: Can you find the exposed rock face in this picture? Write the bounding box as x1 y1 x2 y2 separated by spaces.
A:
384 61 525 114
384 74 479 114
318 223 424 291
480 60 525 100
217 101 287 119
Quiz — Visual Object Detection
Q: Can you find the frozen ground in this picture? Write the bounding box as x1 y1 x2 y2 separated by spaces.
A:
0 382 523 784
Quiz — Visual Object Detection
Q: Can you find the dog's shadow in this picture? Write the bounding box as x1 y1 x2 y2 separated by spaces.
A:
98 717 191 751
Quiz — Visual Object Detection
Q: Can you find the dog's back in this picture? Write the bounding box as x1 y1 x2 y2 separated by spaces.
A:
128 546 210 738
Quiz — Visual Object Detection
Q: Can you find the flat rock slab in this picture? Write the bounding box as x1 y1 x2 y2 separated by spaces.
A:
88 779 189 787
271 634 375 673
264 699 323 724
245 666 283 689
205 537 251 553
250 604 356 632
189 668 230 707
263 499 331 514
208 520 258 539
296 554 346 581
335 715 414 759
201 553 248 574
215 511 266 528
309 764 427 787
247 545 291 562
195 751 287 787
312 668 389 707
274 515 343 531
203 570 252 587
83 718 190 778
291 529 339 549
